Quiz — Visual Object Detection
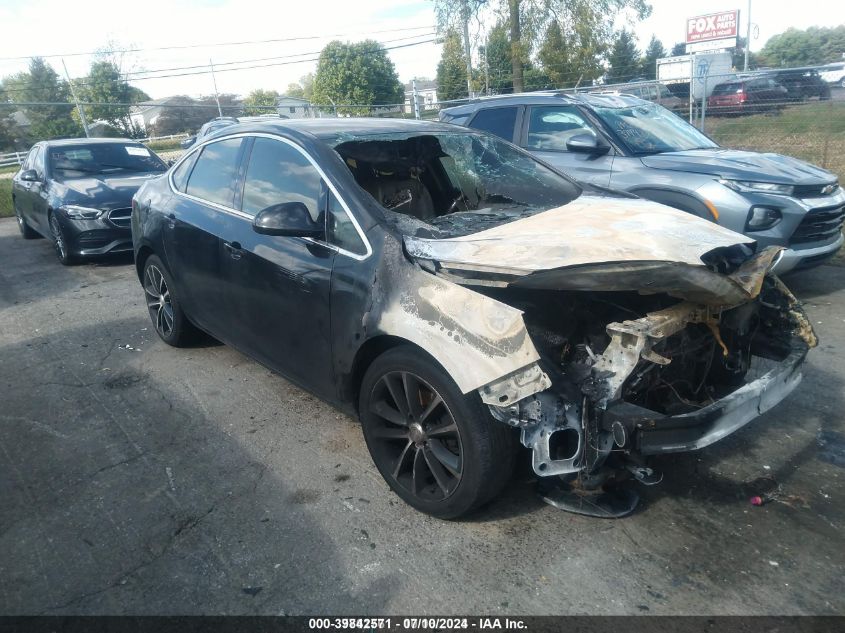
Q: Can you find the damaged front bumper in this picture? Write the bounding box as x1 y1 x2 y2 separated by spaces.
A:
605 344 806 456
483 268 816 479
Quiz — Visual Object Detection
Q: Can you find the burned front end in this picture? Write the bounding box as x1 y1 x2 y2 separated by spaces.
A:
481 268 815 483
331 129 816 514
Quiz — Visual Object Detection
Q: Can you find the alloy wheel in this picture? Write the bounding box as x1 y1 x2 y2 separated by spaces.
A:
49 214 66 260
367 371 463 501
144 264 175 337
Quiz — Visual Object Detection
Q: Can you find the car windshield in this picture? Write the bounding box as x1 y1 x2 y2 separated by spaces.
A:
49 143 167 176
331 131 583 237
592 102 718 155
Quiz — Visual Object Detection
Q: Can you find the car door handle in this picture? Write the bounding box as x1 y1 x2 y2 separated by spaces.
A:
223 241 243 260
167 213 176 229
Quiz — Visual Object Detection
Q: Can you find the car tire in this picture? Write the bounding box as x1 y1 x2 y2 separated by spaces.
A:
49 213 76 265
14 202 38 239
142 254 198 347
358 345 516 519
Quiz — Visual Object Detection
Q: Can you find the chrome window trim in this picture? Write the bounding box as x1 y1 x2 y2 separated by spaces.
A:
168 132 372 261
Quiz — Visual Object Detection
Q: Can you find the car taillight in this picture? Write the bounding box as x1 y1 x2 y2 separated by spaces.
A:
738 89 747 103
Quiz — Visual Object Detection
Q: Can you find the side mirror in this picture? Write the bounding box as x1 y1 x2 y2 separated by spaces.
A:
19 169 39 182
566 133 610 155
180 136 196 149
253 202 323 238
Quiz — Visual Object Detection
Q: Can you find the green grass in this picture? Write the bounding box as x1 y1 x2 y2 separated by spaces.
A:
144 138 184 152
0 164 20 175
705 101 845 182
0 179 13 218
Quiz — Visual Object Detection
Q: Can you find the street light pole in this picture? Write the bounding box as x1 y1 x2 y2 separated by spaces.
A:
62 58 90 138
744 0 752 71
209 59 223 118
461 0 473 98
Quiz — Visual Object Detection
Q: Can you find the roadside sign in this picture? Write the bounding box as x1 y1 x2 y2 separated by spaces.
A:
686 10 739 45
686 39 735 54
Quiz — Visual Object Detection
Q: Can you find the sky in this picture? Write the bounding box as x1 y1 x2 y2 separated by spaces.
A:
0 0 843 101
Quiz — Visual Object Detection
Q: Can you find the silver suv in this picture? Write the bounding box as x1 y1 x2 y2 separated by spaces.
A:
441 92 844 273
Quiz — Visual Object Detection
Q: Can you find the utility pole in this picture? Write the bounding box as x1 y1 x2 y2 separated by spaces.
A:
461 0 473 98
412 79 421 119
62 59 90 138
209 58 224 118
744 0 751 71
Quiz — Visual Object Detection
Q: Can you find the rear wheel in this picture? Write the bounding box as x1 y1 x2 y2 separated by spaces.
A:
142 255 198 347
14 201 38 239
359 346 515 519
49 213 76 265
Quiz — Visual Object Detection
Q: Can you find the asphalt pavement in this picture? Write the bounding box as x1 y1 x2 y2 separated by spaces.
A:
1 217 843 615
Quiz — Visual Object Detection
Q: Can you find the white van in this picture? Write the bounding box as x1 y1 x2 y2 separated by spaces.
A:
819 63 845 87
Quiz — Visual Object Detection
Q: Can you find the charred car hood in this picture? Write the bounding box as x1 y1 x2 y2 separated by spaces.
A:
405 196 779 306
639 148 836 185
54 173 163 209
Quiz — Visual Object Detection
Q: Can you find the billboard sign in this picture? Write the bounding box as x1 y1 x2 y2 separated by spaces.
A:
686 10 739 44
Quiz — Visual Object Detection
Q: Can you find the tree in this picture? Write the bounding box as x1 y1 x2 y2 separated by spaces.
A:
759 26 845 67
435 0 652 93
286 73 315 100
77 61 148 136
670 42 686 56
312 40 403 114
5 58 81 140
243 89 280 115
538 21 569 86
483 21 515 93
731 36 759 71
607 29 641 84
640 35 665 80
437 30 469 101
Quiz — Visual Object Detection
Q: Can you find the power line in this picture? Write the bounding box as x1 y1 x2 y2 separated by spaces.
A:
0 37 440 95
0 25 436 62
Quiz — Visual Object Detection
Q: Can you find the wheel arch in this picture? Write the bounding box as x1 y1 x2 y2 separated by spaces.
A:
345 335 450 416
628 186 719 222
135 243 156 283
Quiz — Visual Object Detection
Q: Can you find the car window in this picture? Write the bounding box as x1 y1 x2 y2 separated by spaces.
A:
327 191 366 255
468 107 518 142
526 106 598 151
185 138 244 207
21 147 37 171
658 85 674 99
241 137 322 220
171 151 199 193
32 147 45 179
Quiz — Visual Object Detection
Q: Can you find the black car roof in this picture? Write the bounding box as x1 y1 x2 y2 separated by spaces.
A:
440 91 647 116
207 117 461 141
44 137 141 147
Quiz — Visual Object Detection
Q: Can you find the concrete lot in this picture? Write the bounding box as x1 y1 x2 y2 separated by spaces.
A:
0 216 843 615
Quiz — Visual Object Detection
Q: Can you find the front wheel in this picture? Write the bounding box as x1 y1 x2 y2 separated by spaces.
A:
359 346 515 519
142 255 198 347
49 213 76 265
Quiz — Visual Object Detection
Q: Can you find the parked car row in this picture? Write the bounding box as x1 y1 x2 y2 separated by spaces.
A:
7 95 841 518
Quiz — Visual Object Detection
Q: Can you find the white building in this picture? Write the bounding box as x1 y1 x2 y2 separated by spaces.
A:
276 96 314 119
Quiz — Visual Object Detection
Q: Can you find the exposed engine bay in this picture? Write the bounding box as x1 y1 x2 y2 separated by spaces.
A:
333 131 818 515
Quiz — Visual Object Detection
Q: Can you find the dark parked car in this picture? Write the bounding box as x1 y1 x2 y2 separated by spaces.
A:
441 92 844 273
764 68 831 101
132 119 814 518
181 115 284 149
12 138 167 264
707 76 789 115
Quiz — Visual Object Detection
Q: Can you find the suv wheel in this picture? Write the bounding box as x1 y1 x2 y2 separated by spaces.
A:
142 255 198 346
359 346 515 519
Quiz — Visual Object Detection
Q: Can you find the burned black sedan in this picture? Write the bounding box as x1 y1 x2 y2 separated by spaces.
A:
132 119 816 519
12 138 167 264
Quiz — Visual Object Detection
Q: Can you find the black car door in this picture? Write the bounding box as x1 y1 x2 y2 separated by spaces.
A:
163 137 247 337
30 146 50 232
12 147 38 225
219 135 339 397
